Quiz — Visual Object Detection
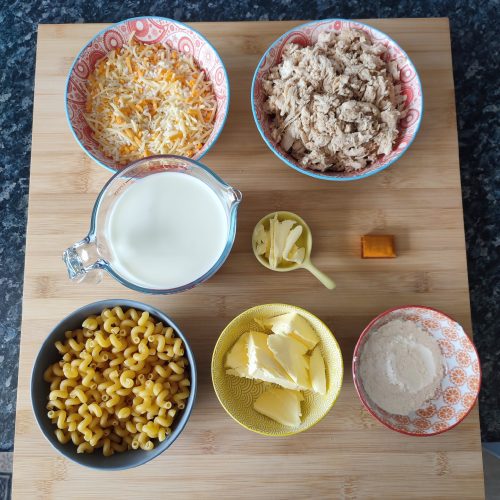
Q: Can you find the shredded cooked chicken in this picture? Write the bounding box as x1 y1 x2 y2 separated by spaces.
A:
263 29 407 172
84 35 216 165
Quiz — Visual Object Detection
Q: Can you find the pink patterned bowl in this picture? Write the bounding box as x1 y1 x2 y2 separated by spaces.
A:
251 19 423 181
66 17 230 172
352 306 481 436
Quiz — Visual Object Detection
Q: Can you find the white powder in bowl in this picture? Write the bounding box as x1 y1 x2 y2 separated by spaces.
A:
359 319 444 415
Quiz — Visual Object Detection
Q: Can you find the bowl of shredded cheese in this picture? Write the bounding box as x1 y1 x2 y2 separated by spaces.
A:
66 17 229 172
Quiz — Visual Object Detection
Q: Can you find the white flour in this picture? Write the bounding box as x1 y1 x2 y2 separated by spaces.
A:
359 319 444 415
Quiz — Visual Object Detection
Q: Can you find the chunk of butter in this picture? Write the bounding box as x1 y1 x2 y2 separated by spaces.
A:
282 225 306 264
253 388 304 427
267 334 311 390
262 312 319 350
270 217 296 269
225 332 250 378
247 332 298 390
309 346 327 395
253 223 269 257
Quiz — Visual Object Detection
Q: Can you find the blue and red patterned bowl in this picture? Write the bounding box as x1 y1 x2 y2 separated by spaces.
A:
251 19 423 181
66 16 230 172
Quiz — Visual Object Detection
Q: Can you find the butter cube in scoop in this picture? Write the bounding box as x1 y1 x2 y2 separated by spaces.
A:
254 214 306 268
262 312 319 350
253 388 304 427
253 223 269 257
309 346 327 395
269 217 296 268
267 334 311 390
282 225 305 264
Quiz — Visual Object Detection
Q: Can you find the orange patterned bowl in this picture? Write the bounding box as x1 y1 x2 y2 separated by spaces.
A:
352 306 481 436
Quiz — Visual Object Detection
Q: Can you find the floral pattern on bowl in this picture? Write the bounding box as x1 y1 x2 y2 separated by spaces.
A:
66 16 230 172
352 306 481 436
251 19 423 181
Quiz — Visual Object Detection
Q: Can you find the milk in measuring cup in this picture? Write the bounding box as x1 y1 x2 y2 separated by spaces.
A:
105 172 228 289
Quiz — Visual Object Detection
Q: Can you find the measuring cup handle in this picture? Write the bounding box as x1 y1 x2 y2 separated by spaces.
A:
302 262 336 290
63 236 104 284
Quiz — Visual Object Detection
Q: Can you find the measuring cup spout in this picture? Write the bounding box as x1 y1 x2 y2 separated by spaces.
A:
226 186 242 209
63 235 104 283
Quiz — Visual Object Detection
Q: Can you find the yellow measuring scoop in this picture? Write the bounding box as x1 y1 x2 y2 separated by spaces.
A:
252 211 335 290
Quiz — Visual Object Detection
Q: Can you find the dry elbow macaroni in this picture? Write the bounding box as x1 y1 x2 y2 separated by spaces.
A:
44 307 190 455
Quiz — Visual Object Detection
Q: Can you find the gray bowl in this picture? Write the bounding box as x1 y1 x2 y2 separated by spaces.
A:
31 299 197 470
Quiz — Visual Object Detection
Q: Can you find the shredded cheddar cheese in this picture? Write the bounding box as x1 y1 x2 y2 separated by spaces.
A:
84 35 217 165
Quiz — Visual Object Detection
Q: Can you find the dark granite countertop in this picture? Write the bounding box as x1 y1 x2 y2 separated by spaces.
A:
0 0 498 468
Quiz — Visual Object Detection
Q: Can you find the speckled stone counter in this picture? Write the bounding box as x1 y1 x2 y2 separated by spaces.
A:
0 0 498 471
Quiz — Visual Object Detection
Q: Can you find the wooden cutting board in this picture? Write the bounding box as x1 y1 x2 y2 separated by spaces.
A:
13 19 484 499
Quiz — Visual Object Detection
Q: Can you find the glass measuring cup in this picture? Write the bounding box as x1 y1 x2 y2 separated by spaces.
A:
63 155 242 294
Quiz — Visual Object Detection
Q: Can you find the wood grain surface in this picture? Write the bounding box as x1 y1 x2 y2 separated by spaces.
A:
13 19 484 499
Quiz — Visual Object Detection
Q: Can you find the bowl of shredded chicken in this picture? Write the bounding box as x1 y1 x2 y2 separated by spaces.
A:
66 17 229 171
251 19 423 180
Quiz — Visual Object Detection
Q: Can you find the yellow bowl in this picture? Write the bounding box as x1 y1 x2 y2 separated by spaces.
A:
211 304 343 436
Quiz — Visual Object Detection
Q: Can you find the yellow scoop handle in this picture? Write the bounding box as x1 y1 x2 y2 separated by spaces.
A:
301 260 336 290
